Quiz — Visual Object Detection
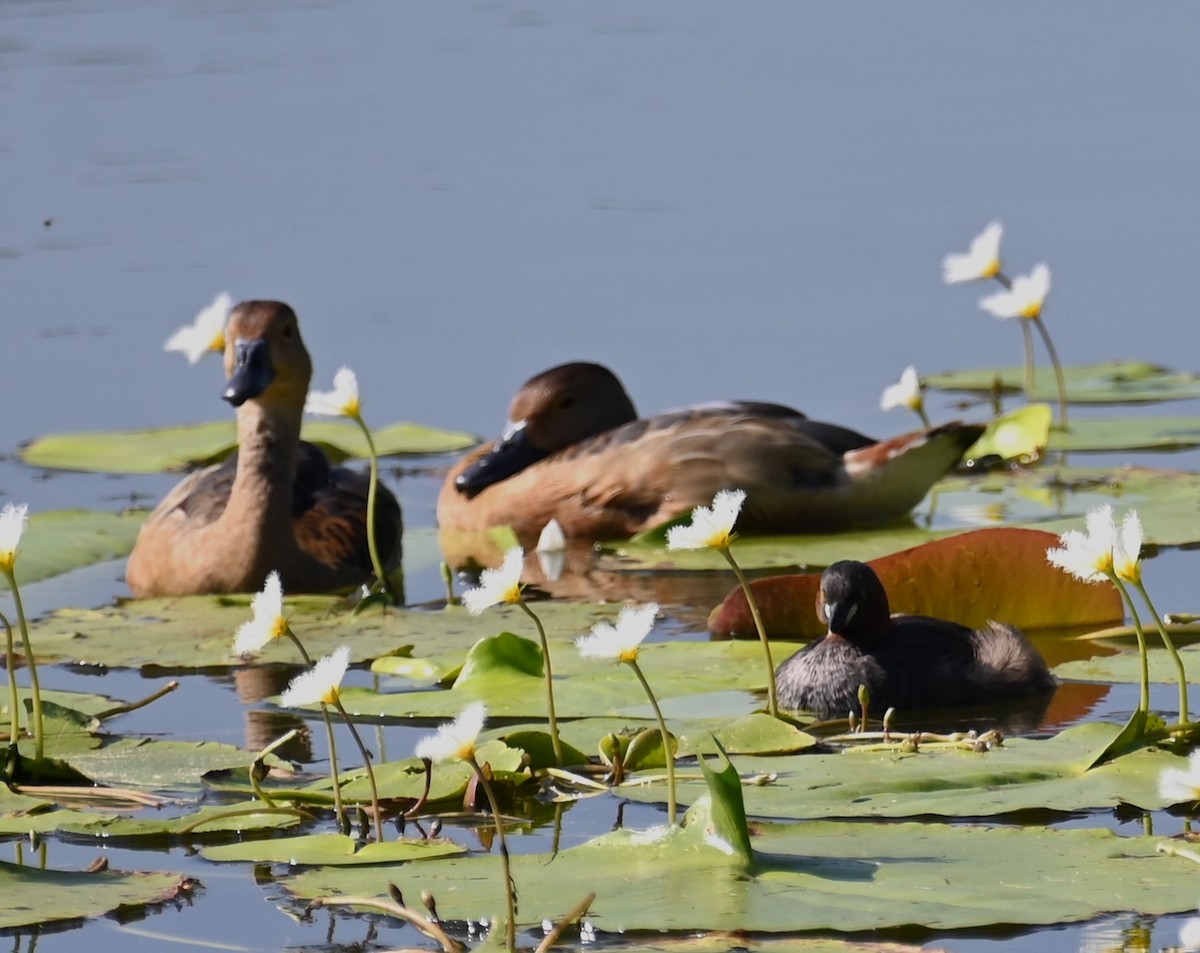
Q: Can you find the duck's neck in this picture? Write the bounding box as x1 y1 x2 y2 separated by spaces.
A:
222 399 302 555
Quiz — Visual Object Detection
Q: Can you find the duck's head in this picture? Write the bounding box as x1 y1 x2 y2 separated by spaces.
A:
455 361 638 496
222 301 313 409
817 560 891 644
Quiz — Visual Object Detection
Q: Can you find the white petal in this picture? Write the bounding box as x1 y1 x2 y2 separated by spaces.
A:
279 646 351 707
233 571 286 655
415 701 487 762
0 502 28 567
462 547 525 614
164 293 232 363
942 222 1002 284
305 366 361 418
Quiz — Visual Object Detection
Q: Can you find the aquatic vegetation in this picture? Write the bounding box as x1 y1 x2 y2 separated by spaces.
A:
667 489 779 717
163 292 232 364
880 364 930 427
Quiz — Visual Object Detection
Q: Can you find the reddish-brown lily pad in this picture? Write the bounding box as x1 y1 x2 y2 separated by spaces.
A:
707 528 1123 639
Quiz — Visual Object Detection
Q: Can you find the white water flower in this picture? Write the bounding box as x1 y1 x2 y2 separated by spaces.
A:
279 645 351 707
0 502 28 572
666 489 745 551
1112 510 1144 585
979 263 1051 320
942 222 1003 284
576 604 658 663
1046 505 1117 583
305 366 362 420
164 292 232 363
1159 750 1200 803
462 548 525 614
880 365 923 413
233 571 289 656
415 701 487 763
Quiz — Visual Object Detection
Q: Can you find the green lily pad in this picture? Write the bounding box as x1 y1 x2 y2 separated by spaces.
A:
1050 415 1200 453
284 796 1199 932
0 803 303 839
3 509 144 589
966 403 1052 461
20 419 478 474
0 860 191 930
925 361 1200 403
201 832 465 865
26 597 621 672
60 738 288 789
620 723 1181 819
1055 641 1200 684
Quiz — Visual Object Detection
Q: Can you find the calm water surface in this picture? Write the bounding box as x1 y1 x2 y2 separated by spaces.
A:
4 2 1200 951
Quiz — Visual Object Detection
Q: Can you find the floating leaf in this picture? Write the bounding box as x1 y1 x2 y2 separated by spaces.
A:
201 832 465 865
284 796 1199 932
60 739 287 790
708 528 1123 639
0 803 303 839
1051 415 1200 453
2 509 144 589
1055 641 1200 684
965 404 1052 462
0 860 191 930
621 723 1181 819
925 361 1200 403
20 419 478 474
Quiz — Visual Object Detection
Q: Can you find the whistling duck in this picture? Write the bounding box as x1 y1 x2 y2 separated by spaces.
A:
126 300 402 597
437 362 982 543
775 560 1055 719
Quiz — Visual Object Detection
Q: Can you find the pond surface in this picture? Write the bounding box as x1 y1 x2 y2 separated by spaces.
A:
4 2 1200 951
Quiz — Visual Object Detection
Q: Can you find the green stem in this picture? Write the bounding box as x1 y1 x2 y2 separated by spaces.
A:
0 609 20 741
333 697 384 843
319 704 348 835
285 628 314 666
915 404 932 430
627 659 676 826
517 599 564 767
1020 319 1036 399
3 568 42 769
1031 315 1069 430
720 548 778 718
467 754 518 952
1110 575 1150 715
352 414 391 599
1133 579 1189 724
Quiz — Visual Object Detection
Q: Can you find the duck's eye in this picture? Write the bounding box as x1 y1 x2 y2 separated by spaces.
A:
557 396 574 410
282 324 294 338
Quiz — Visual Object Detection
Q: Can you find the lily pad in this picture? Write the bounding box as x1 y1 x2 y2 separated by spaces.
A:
966 403 1052 462
620 723 1181 819
925 361 1200 404
284 796 1199 932
1050 415 1200 453
19 419 478 473
60 738 288 789
0 860 191 930
708 528 1123 639
0 803 304 839
201 832 465 865
1054 641 1200 685
3 509 144 589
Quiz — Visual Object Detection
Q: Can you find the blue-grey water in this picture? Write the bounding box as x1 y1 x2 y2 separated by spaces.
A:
4 2 1200 951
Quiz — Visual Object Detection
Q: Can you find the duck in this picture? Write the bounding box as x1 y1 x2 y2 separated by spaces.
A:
125 300 403 597
437 361 984 543
774 560 1055 719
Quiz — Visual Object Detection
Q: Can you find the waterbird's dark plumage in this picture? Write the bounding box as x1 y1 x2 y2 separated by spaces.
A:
775 560 1056 719
126 300 402 597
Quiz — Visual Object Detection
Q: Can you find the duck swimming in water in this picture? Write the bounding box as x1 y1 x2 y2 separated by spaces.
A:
126 300 402 597
437 361 983 543
775 560 1055 719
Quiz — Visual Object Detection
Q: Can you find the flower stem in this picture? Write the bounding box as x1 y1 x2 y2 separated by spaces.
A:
285 628 314 666
627 659 676 826
517 599 564 766
0 610 20 742
720 548 778 717
3 568 43 770
915 404 932 429
319 703 349 835
333 697 384 842
1020 319 1036 399
351 415 392 600
466 754 518 952
1110 575 1150 715
1031 315 1069 430
1133 579 1189 723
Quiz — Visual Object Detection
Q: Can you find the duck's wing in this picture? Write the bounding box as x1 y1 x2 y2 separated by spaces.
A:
291 442 403 573
141 456 235 527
